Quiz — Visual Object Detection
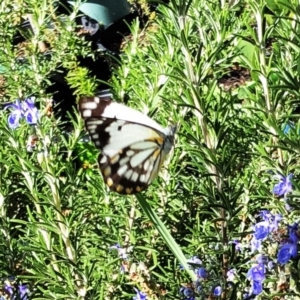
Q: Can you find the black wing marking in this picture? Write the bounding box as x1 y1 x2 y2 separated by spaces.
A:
78 93 173 194
98 137 164 194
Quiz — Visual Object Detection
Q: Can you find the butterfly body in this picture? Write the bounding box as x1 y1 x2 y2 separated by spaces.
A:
79 90 176 194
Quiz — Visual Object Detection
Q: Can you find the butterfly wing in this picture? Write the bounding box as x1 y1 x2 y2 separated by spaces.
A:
79 90 165 132
99 122 167 194
78 91 175 194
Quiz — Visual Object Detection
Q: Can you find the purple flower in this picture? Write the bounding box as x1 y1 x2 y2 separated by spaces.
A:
267 261 274 271
4 282 28 300
4 284 14 296
252 280 263 295
213 286 222 296
251 238 262 252
179 287 195 299
7 98 39 129
288 223 299 244
195 267 208 279
246 264 265 282
259 210 273 221
272 214 283 231
259 210 282 231
253 221 270 240
24 97 39 125
7 100 24 129
230 240 242 251
227 269 235 281
110 244 129 260
23 97 36 111
277 243 297 264
24 107 39 125
247 264 265 295
18 284 29 300
273 174 293 196
285 202 292 211
133 288 147 300
256 254 268 265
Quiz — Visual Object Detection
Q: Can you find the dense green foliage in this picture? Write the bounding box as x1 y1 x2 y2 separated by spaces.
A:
0 0 300 299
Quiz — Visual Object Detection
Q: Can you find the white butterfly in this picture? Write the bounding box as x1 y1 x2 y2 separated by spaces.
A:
78 90 176 194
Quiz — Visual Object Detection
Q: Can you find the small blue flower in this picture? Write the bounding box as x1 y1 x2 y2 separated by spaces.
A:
18 284 29 300
23 97 36 111
227 269 235 281
213 286 222 296
246 264 265 282
8 113 21 129
4 284 13 296
253 221 270 240
195 267 208 279
288 223 299 244
251 237 262 252
256 254 268 265
273 174 293 196
133 288 147 300
110 243 129 260
252 280 263 295
267 261 274 271
6 97 39 129
24 97 39 125
259 210 273 221
4 282 29 300
179 287 195 299
7 100 24 129
257 211 282 232
277 243 297 264
285 202 292 211
272 214 283 231
230 240 242 251
24 107 39 125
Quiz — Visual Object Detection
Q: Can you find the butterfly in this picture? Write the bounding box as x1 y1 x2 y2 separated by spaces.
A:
78 90 176 194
